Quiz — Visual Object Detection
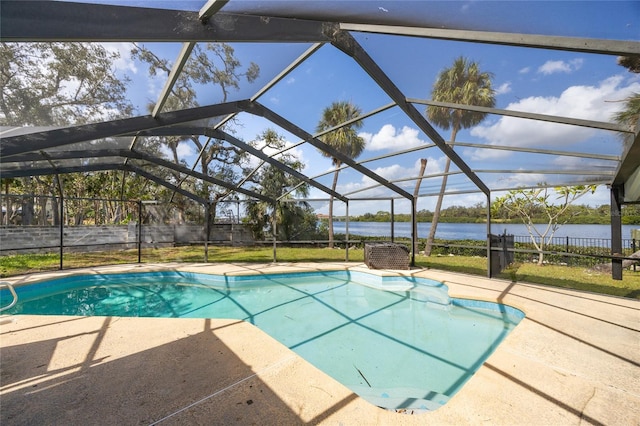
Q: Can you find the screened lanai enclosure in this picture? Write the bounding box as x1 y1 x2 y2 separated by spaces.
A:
1 1 639 279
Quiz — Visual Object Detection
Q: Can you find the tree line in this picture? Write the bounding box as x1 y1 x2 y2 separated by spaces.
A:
346 203 640 225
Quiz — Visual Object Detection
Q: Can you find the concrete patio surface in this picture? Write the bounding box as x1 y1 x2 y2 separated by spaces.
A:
1 262 639 425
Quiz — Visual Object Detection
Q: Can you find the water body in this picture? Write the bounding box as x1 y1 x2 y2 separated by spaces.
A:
4 271 523 411
332 222 637 241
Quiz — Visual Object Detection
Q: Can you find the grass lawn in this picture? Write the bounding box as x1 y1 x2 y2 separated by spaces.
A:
417 254 640 299
1 246 639 299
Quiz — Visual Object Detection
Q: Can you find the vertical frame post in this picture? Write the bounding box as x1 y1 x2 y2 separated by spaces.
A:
59 192 64 270
390 199 395 242
486 192 492 278
137 200 142 264
610 185 623 280
345 201 349 262
413 196 419 257
272 202 277 263
410 197 416 267
204 202 210 262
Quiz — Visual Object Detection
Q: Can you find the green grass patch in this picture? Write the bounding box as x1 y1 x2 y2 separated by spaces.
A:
415 254 640 299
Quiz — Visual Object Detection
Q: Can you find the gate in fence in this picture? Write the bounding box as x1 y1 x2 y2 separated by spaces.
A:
489 232 514 277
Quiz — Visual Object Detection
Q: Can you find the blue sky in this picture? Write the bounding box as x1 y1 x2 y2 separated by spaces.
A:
98 1 640 216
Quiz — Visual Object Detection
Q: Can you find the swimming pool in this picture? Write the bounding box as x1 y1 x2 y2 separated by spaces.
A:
1 270 524 411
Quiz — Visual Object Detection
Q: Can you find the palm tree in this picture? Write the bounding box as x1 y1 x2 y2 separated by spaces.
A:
613 94 640 127
316 101 365 248
612 55 639 134
424 57 495 256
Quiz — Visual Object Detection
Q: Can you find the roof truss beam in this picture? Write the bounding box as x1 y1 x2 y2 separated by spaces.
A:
2 163 125 178
330 29 489 196
0 147 274 204
244 101 414 201
304 142 438 185
152 43 195 118
0 101 246 158
208 129 348 202
409 98 633 134
455 142 620 162
0 1 336 43
613 128 640 187
127 150 274 204
340 23 640 56
124 164 207 205
2 149 128 164
199 0 229 23
474 169 615 176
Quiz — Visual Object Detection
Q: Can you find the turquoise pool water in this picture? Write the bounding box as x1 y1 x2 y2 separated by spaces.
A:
1 270 524 411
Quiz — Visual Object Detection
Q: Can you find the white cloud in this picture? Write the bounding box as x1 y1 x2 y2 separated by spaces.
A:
495 82 512 95
359 124 426 151
146 73 165 98
339 157 443 198
159 141 195 160
270 147 306 171
519 67 531 74
371 163 412 182
469 75 640 160
550 155 615 171
537 58 584 75
492 172 548 189
244 138 306 172
102 42 138 74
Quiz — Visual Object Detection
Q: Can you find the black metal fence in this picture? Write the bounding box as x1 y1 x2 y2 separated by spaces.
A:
510 235 636 267
427 234 637 269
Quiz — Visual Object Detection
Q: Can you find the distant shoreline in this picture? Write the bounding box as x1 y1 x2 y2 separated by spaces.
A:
330 222 638 242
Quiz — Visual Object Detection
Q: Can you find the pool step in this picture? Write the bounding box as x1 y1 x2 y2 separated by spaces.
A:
350 385 450 411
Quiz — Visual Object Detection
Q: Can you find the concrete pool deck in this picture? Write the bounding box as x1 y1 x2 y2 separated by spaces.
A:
1 262 638 425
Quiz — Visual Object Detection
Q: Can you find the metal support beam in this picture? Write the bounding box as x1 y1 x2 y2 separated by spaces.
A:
3 148 130 164
244 101 414 201
199 0 229 22
409 98 633 134
330 30 490 197
454 142 620 162
125 165 208 205
137 200 142 263
0 160 207 206
410 197 416 267
340 23 640 57
1 163 125 178
390 199 395 243
1 101 245 157
272 201 278 263
610 185 623 280
613 127 640 187
126 127 213 137
208 129 348 202
0 147 273 204
345 201 350 262
59 188 64 270
486 192 492 278
204 202 211 262
128 150 274 203
1 1 337 43
251 43 324 103
474 169 615 176
152 43 195 118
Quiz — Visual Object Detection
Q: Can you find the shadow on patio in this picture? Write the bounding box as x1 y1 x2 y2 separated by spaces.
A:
0 315 360 425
